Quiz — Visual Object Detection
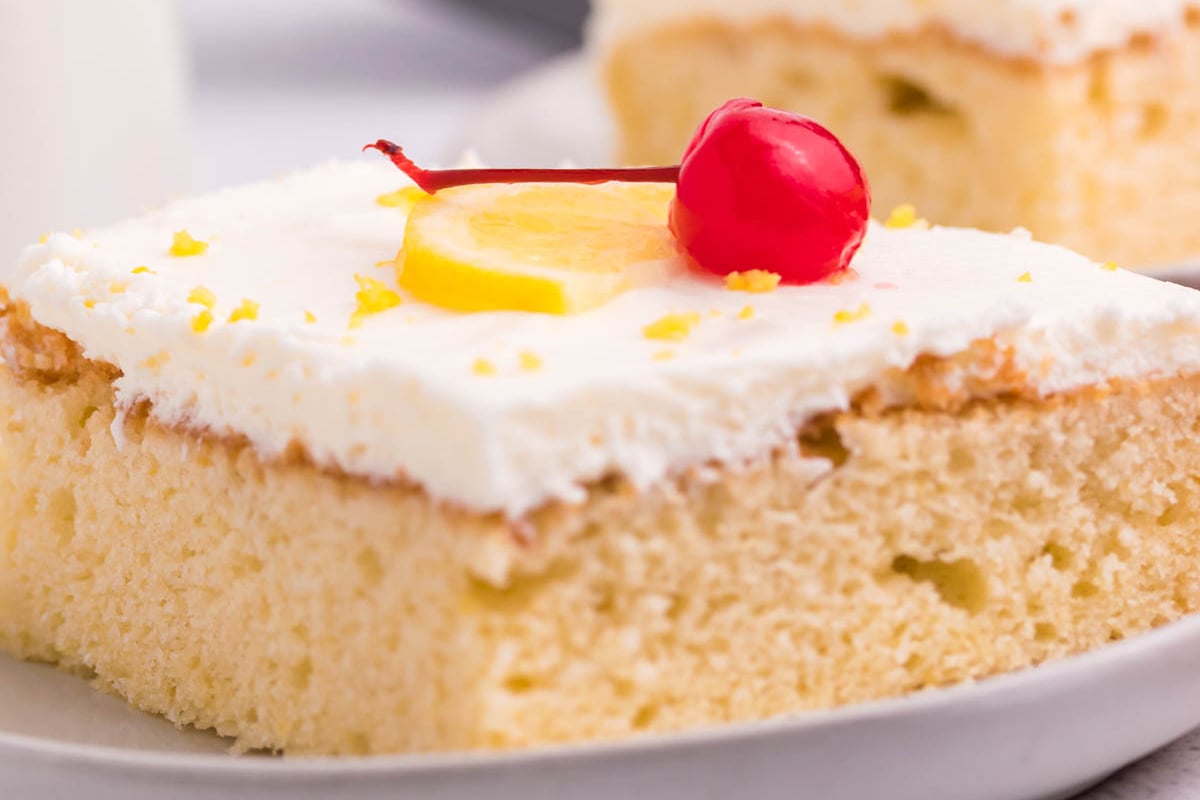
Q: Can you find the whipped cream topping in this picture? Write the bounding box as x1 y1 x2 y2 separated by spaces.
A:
8 161 1200 517
589 0 1199 64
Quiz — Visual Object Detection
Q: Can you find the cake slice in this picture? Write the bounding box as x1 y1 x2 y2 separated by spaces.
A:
592 0 1200 266
4 159 1200 756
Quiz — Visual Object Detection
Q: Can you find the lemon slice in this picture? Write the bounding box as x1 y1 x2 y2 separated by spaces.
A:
398 182 681 315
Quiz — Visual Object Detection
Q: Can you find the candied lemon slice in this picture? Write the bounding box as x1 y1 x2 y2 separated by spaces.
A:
398 182 681 314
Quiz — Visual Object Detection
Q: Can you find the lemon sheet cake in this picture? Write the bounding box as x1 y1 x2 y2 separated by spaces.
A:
5 161 1200 755
593 0 1200 266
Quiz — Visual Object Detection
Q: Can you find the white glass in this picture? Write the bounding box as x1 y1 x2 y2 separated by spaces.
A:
0 0 188 264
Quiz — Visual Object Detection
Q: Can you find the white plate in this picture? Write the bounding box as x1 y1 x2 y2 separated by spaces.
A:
453 54 1200 281
5 612 1200 800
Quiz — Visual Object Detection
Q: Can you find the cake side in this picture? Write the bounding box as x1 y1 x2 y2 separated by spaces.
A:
602 18 1200 265
6 304 1200 752
590 0 1200 64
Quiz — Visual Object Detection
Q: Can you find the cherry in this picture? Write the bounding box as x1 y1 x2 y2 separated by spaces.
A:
669 99 870 284
366 97 870 286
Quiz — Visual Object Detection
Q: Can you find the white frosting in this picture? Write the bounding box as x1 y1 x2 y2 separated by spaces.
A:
8 161 1200 517
589 0 1199 63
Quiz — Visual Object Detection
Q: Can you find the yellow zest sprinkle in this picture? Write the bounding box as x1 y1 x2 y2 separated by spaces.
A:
191 309 214 333
884 204 928 230
892 321 911 337
643 312 701 342
834 303 872 325
376 186 428 209
473 358 497 376
725 270 782 294
187 286 217 309
228 299 260 323
709 309 723 319
1101 261 1119 272
1017 272 1033 283
350 274 402 328
519 352 543 372
83 299 97 309
304 310 318 324
132 266 154 275
341 335 356 346
71 228 84 239
241 353 257 368
375 259 394 269
108 281 128 294
653 349 677 362
170 230 209 257
38 232 51 244
738 306 756 320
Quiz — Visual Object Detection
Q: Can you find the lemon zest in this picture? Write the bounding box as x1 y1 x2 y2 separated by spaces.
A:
170 230 209 257
643 312 701 342
228 299 260 323
725 270 781 293
834 303 872 325
884 204 929 230
350 274 402 328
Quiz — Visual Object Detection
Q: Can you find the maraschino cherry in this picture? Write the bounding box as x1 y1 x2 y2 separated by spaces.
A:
366 98 871 285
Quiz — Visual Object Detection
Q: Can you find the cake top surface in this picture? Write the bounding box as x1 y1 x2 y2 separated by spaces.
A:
8 161 1200 516
589 0 1199 63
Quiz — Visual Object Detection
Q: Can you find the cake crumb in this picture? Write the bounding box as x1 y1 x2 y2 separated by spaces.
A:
108 281 128 295
241 353 257 368
834 303 872 325
892 321 911 336
170 230 209 257
473 358 497 376
304 310 318 324
884 204 929 230
725 270 781 293
83 299 97 309
350 274 402 329
1101 261 1119 272
228 299 260 324
738 306 756 320
519 352 543 372
644 312 701 342
1017 272 1033 283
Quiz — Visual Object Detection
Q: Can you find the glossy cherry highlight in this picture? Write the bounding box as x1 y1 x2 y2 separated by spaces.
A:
366 98 871 286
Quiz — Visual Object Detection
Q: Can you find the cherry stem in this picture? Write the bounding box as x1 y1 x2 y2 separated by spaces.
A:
364 140 681 194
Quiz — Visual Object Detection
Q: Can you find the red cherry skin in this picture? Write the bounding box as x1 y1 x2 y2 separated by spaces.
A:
669 99 871 285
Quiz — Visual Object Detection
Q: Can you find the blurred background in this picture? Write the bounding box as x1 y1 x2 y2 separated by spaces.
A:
0 0 590 264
